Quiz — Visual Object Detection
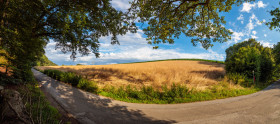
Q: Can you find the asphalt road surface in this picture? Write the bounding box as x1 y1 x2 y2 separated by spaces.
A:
32 68 280 124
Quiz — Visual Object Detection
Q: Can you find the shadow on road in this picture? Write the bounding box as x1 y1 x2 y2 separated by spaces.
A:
34 69 176 124
262 80 280 91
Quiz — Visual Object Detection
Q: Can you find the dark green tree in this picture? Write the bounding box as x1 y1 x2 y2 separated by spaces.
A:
271 42 280 80
225 39 274 83
35 54 57 66
266 2 280 31
0 0 135 81
272 42 280 64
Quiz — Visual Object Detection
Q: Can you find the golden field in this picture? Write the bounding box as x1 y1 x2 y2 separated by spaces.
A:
36 60 228 90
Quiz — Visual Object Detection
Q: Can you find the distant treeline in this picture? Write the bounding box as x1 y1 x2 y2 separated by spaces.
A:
121 59 225 64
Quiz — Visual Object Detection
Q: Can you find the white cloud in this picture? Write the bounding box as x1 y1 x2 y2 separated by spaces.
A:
264 34 267 37
45 28 226 65
241 1 267 13
237 14 244 24
241 2 256 13
246 14 261 34
251 31 258 39
252 31 257 35
257 1 267 8
259 40 273 48
251 35 258 39
96 46 225 64
110 0 132 11
231 31 244 43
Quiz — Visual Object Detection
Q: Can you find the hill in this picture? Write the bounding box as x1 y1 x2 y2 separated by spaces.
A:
36 54 57 66
37 60 225 91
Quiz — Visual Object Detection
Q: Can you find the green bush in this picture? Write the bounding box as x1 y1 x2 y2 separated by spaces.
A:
42 69 98 92
77 79 98 93
227 73 246 85
225 39 275 84
43 69 63 80
60 72 82 86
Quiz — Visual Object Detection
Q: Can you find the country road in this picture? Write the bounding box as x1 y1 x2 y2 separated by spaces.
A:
32 68 280 124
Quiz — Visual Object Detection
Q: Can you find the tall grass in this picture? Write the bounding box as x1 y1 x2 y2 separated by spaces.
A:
40 69 263 104
36 60 225 91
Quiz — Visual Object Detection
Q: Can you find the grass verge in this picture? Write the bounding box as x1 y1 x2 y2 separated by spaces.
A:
39 69 267 104
18 82 61 123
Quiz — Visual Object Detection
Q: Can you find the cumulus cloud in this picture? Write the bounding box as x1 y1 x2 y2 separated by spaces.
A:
241 1 267 13
231 31 244 43
227 14 263 45
252 31 257 35
251 30 258 39
246 14 261 33
98 46 225 63
110 0 132 11
237 14 244 24
251 35 258 39
241 2 256 13
257 1 267 8
45 28 225 65
259 40 273 48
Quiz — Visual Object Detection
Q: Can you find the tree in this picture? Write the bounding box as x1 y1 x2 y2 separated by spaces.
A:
271 42 280 80
35 54 57 66
273 42 280 65
266 2 280 32
0 0 135 81
128 0 254 49
225 39 274 83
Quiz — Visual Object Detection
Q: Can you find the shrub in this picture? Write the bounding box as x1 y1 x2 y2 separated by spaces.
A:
225 39 275 84
227 73 246 85
43 69 63 80
77 79 98 93
60 72 82 86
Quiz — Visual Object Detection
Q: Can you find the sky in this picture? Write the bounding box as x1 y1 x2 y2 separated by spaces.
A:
45 0 280 65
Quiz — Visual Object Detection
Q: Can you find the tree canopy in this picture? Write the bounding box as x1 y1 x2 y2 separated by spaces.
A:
128 0 254 49
225 39 274 83
267 2 280 32
0 0 135 80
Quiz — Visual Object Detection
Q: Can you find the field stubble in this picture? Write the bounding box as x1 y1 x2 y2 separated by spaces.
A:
36 61 235 91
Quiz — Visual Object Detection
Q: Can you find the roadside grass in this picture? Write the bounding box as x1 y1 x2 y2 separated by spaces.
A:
18 82 61 123
39 69 265 104
42 69 98 93
99 82 261 104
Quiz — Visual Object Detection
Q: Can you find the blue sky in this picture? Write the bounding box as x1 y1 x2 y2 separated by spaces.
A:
45 0 280 65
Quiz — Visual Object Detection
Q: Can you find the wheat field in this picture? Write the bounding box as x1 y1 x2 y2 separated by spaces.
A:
36 60 226 90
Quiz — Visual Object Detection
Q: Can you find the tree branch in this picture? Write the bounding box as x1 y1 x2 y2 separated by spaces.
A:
35 32 62 37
